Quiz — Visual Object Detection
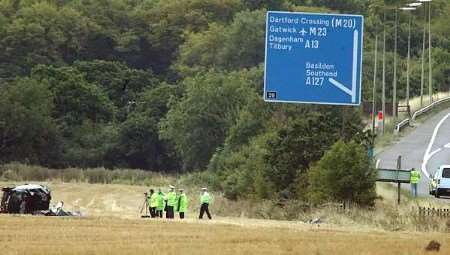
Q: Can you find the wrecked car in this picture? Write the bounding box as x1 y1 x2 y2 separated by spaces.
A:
1 184 51 214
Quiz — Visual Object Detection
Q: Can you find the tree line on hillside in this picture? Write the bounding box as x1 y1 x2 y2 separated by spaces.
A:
0 0 448 205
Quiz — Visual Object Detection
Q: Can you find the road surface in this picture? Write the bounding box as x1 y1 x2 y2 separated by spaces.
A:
377 107 450 199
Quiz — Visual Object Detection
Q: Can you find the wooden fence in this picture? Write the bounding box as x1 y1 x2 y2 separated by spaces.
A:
418 207 450 217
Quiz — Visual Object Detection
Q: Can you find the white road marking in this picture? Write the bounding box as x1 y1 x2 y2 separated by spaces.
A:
428 148 442 159
421 113 450 179
444 143 450 148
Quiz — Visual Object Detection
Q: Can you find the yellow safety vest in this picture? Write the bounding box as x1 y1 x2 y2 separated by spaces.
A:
410 169 421 184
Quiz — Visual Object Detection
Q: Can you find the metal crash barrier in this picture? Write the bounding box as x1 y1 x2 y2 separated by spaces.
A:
394 96 450 134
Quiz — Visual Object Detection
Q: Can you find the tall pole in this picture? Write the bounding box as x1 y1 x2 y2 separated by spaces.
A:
372 35 378 134
406 13 411 109
382 12 386 135
393 9 398 118
428 2 432 103
401 5 418 111
420 6 426 108
397 155 402 205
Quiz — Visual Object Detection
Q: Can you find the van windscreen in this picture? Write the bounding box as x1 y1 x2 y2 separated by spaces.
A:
443 168 450 178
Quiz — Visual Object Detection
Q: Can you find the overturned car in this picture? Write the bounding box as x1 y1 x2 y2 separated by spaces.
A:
1 184 51 214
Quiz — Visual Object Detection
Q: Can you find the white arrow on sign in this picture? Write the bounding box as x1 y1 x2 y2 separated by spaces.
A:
328 29 359 103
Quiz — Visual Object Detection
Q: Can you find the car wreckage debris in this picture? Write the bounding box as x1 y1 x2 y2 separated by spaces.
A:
1 184 81 216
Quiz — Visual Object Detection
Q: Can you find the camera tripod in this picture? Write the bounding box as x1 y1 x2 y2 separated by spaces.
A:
139 193 150 218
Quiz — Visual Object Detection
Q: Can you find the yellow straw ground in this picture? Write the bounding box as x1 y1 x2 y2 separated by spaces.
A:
1 182 449 255
0 215 448 255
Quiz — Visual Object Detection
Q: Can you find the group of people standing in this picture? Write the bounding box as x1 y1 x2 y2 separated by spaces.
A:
145 185 212 220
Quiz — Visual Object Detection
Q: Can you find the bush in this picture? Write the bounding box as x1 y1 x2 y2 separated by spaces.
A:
208 133 274 200
308 140 377 207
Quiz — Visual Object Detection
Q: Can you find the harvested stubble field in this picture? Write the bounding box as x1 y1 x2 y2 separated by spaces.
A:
0 181 449 255
0 215 449 255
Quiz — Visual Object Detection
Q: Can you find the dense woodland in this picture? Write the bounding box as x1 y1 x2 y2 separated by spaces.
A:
0 0 448 203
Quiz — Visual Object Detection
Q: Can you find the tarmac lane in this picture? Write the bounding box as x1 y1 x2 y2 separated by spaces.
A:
377 107 450 202
422 112 450 200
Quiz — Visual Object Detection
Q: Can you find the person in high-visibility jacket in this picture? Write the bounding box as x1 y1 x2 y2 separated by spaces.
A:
149 189 158 218
410 168 421 198
199 187 212 219
165 185 177 219
176 188 188 219
155 189 165 218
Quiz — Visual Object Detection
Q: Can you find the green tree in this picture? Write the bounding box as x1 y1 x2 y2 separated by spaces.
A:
107 83 182 171
31 65 115 126
176 10 265 75
160 70 253 170
244 0 287 10
262 113 335 196
63 121 118 168
30 64 117 167
0 78 62 166
261 106 362 196
308 140 377 206
134 0 243 74
210 131 275 200
0 1 89 76
112 113 171 170
73 60 158 120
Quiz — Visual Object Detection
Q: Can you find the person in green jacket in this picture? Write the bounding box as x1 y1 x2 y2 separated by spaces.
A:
165 185 177 219
199 187 212 220
410 168 421 198
176 188 188 219
156 189 165 218
149 189 158 218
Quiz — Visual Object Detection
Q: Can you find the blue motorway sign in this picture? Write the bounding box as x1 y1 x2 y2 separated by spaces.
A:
264 11 364 106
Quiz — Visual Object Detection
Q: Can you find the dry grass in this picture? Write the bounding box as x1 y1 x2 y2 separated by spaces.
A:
1 181 449 230
1 181 449 255
398 91 450 116
0 181 306 220
0 181 200 218
0 215 449 255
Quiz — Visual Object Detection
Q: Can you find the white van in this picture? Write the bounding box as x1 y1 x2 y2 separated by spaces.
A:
431 165 450 198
